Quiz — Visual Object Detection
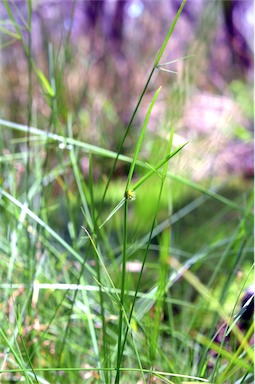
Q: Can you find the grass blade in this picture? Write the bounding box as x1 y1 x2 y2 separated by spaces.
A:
131 141 189 191
126 86 161 191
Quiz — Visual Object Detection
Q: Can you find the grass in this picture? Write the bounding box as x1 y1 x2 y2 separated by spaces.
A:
0 1 254 383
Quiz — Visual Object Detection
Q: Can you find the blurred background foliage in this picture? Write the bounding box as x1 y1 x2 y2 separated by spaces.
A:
1 0 253 238
0 1 253 258
0 0 253 175
0 0 253 296
0 1 253 381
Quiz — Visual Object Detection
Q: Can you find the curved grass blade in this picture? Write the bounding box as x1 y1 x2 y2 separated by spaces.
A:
0 118 131 163
0 118 249 215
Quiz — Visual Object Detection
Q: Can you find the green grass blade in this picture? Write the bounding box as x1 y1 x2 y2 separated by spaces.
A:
100 141 188 229
81 227 120 302
0 189 94 275
115 200 128 383
99 198 126 229
67 115 93 231
154 0 187 66
2 0 23 37
0 25 21 39
36 69 56 98
118 128 175 376
0 328 33 383
169 172 252 215
98 0 187 216
18 330 39 383
0 118 132 162
131 141 189 191
0 118 247 214
126 86 161 191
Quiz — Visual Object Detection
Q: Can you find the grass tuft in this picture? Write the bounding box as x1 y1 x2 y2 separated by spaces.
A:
0 0 253 383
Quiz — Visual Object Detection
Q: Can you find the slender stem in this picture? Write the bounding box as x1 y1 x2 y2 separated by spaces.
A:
115 200 128 384
97 67 155 220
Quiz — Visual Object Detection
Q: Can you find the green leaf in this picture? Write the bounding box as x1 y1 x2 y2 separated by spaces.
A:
0 25 21 39
36 69 55 97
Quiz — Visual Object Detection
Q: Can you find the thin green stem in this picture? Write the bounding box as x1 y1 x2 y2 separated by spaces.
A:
97 67 155 220
98 0 187 218
115 200 128 384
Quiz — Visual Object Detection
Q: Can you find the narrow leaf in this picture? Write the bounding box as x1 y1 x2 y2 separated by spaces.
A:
126 86 161 190
0 25 21 39
36 69 55 97
132 141 189 191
